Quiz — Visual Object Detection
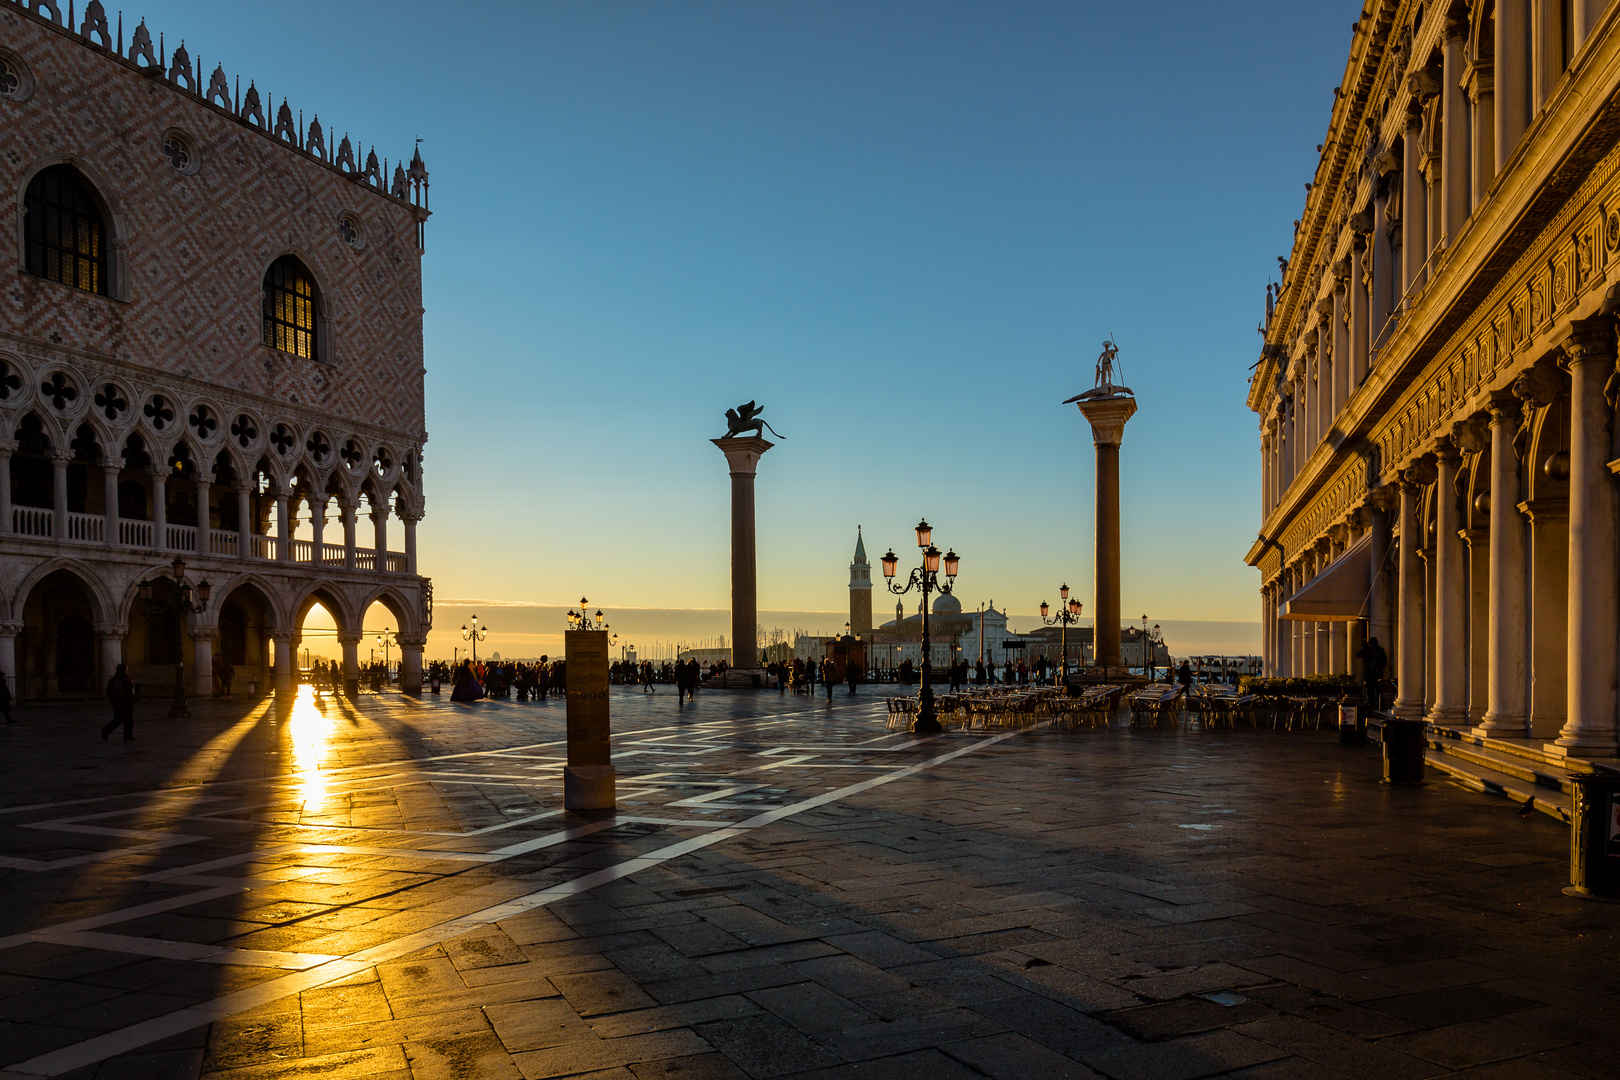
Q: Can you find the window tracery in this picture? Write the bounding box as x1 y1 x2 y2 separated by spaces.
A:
262 256 319 359
94 384 128 421
24 166 108 296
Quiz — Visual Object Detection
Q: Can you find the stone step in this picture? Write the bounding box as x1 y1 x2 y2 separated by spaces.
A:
1425 732 1578 797
1423 747 1572 824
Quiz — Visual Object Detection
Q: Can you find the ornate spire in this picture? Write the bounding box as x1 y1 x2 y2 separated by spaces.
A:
853 526 867 562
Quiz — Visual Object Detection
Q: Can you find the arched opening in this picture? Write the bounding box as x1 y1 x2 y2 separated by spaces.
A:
11 413 53 536
24 164 109 296
296 589 348 690
362 598 410 686
213 581 274 697
18 567 100 699
166 442 198 528
262 255 320 360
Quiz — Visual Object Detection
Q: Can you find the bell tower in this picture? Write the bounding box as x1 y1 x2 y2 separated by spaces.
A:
849 527 873 637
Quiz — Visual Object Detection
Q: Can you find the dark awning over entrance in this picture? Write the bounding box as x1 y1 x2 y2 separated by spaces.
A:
1281 531 1373 622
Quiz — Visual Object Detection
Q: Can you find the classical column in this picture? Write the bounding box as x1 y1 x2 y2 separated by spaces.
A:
101 456 121 547
397 632 425 694
1261 588 1273 676
0 622 19 697
1366 497 1395 657
1332 274 1349 416
235 483 252 558
189 626 217 698
51 451 69 539
0 442 12 536
1554 320 1619 756
1428 446 1469 722
341 497 358 570
194 474 211 557
1467 61 1495 209
1372 158 1398 347
309 493 328 566
1533 0 1563 111
711 436 775 671
1349 232 1370 386
1442 17 1471 242
1393 471 1430 718
1282 395 1295 489
150 466 169 550
1072 395 1138 669
275 489 292 561
1402 105 1429 297
1261 431 1272 518
339 630 361 697
371 505 390 571
1497 0 1531 170
1305 339 1320 452
271 631 295 697
1328 535 1348 675
402 511 419 576
1574 0 1602 48
1291 567 1305 677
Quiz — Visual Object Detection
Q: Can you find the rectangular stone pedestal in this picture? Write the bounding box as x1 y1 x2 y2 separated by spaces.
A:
564 629 615 811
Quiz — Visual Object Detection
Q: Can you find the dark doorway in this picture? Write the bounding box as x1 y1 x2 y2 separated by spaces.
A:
55 614 93 693
220 602 247 666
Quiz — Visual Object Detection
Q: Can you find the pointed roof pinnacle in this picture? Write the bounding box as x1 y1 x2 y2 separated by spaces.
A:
853 526 866 562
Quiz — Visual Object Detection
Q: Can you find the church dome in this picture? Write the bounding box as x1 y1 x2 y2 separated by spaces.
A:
932 592 962 616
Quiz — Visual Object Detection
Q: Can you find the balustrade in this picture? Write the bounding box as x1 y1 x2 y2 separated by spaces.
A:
251 534 276 560
12 507 51 537
210 530 239 555
165 524 197 552
66 512 104 542
118 519 153 547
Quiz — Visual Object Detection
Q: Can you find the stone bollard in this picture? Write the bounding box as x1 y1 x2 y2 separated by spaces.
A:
1566 772 1620 900
564 628 616 811
1380 717 1426 784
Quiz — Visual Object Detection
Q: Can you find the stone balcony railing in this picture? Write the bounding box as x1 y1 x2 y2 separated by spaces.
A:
7 506 410 573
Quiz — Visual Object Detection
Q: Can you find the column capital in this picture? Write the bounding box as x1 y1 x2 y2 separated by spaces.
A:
95 623 128 638
1072 394 1139 448
50 451 72 466
1442 13 1469 42
147 464 171 479
1400 458 1438 487
193 472 211 487
0 438 17 458
395 633 428 648
187 626 219 642
1561 316 1617 368
1488 388 1522 422
309 491 330 506
1433 442 1463 465
269 630 297 644
0 621 23 637
711 436 773 477
337 630 365 645
233 479 255 494
100 455 124 470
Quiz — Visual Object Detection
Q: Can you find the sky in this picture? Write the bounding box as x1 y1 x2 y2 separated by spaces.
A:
127 0 1357 661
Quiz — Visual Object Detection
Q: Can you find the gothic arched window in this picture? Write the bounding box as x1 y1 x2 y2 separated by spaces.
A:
24 165 108 295
262 255 320 359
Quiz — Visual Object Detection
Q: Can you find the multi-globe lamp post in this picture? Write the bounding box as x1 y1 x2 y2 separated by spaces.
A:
881 519 959 734
567 599 609 632
1039 584 1083 682
461 614 488 664
136 556 211 718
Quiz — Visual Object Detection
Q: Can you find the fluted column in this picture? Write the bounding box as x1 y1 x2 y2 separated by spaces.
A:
1442 18 1471 242
1497 0 1531 169
150 466 169 550
1393 472 1429 718
1533 0 1563 111
1403 107 1429 298
101 456 121 547
1429 446 1469 722
1332 275 1349 416
1554 319 1619 756
1467 62 1495 209
1574 0 1602 48
1481 392 1528 733
1350 233 1370 386
1372 161 1398 348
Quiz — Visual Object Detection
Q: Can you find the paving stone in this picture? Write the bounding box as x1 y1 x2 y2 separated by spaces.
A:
401 1031 521 1080
511 1031 715 1080
485 998 595 1053
691 1015 840 1077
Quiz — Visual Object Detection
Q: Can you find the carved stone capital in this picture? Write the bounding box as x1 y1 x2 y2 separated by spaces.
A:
1512 364 1561 408
1561 316 1617 368
1401 458 1439 487
1367 484 1401 511
1450 415 1490 454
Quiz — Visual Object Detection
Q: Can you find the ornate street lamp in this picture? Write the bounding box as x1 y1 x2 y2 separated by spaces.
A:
881 519 959 734
136 556 211 718
566 598 608 631
376 626 395 671
461 613 488 664
1039 583 1083 684
1138 615 1164 681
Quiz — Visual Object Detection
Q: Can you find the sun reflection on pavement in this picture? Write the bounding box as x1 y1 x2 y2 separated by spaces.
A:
287 684 333 806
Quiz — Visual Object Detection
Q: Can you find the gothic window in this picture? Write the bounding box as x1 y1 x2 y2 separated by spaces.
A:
230 414 258 449
161 132 197 175
0 56 19 98
24 166 108 296
262 256 319 359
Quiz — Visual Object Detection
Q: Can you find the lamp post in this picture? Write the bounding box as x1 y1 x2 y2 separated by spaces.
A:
881 519 959 734
1039 584 1083 685
376 626 395 678
136 556 211 718
567 598 608 632
1138 615 1164 681
461 613 488 664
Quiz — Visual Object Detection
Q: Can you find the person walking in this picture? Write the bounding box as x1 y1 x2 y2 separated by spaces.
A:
822 659 835 701
1176 659 1194 695
846 657 860 696
806 656 817 696
101 663 136 741
1356 637 1388 711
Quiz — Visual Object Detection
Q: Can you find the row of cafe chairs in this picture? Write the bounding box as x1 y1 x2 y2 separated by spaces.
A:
884 684 1125 731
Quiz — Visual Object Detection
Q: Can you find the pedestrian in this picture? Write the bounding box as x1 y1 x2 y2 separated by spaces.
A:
823 659 835 700
101 663 136 742
847 657 860 696
806 657 817 695
1176 659 1194 694
1356 637 1388 710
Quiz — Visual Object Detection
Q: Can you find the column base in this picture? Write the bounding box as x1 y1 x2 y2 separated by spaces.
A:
1425 706 1469 724
1543 738 1619 759
1474 713 1527 738
564 765 616 811
1391 698 1427 719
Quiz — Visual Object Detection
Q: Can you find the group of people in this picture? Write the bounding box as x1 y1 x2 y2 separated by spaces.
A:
437 657 570 702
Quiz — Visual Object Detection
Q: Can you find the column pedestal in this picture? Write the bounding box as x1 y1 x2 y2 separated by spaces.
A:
272 632 295 698
711 437 773 677
1073 394 1138 671
190 627 217 699
564 629 615 810
339 631 362 698
398 634 425 694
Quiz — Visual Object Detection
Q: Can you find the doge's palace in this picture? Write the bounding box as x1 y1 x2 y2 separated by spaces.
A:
1250 1 1620 763
0 0 431 699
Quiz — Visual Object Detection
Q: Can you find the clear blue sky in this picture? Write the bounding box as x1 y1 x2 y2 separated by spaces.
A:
130 1 1354 656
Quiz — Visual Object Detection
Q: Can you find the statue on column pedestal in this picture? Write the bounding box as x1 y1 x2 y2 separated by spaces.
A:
722 401 785 441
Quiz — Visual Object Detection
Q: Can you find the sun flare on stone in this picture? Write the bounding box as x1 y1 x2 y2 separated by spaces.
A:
287 684 334 807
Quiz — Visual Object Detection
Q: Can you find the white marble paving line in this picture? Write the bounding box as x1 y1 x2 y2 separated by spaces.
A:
0 886 242 952
5 723 1038 1078
29 930 340 970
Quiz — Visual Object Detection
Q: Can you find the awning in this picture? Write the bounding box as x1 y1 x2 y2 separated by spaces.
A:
1281 531 1375 622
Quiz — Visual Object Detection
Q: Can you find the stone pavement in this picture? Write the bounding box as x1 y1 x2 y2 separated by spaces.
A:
0 686 1616 1080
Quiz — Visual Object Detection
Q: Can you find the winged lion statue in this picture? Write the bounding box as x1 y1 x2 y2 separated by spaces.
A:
722 401 785 440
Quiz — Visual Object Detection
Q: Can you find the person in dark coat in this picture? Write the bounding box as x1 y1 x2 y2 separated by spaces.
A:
102 663 136 741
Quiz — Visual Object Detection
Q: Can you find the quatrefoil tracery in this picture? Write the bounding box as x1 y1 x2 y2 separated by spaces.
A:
188 405 218 440
94 384 128 421
269 424 295 457
143 395 174 431
305 431 331 462
41 372 77 411
230 414 258 448
340 439 363 471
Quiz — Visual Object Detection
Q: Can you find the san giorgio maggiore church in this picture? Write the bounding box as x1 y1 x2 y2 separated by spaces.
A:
0 0 431 698
1250 0 1620 759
